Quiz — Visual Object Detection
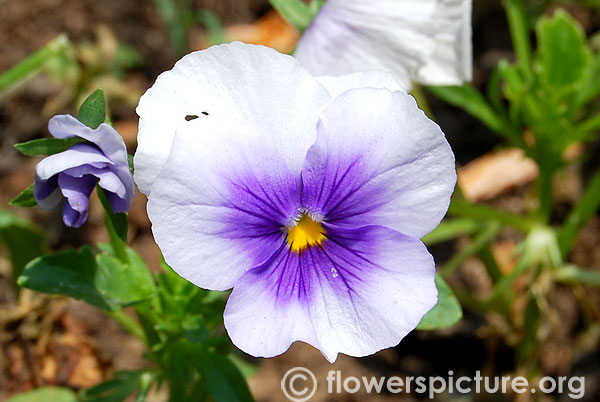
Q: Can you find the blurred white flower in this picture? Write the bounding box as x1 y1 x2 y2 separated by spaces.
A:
295 0 472 90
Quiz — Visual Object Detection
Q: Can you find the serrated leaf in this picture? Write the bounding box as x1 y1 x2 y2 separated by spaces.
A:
18 246 155 311
417 274 462 330
14 137 84 156
536 9 591 89
0 209 45 287
6 386 77 402
10 184 37 208
77 88 106 129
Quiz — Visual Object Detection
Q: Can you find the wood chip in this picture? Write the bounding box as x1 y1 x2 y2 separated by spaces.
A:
458 148 539 202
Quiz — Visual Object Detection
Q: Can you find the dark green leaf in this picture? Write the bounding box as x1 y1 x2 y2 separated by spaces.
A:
14 137 84 156
80 371 142 402
6 386 77 402
536 9 591 89
19 246 111 310
19 246 155 311
417 274 462 330
199 351 254 402
181 314 209 344
10 184 37 208
0 209 45 287
97 187 128 249
427 84 512 137
77 89 106 129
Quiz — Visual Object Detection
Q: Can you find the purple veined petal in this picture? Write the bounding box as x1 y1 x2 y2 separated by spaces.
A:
147 116 302 291
295 0 472 89
35 143 113 182
57 173 98 228
316 70 408 99
301 87 456 239
224 225 437 362
134 41 332 195
48 115 130 173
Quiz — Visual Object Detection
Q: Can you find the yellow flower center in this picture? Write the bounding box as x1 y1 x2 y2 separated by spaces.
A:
287 212 326 254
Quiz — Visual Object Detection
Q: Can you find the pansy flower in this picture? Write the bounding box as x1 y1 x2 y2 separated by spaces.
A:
135 42 456 361
295 0 472 90
35 115 135 228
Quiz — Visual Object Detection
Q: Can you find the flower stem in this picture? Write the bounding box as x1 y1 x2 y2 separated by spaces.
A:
536 166 554 224
109 309 146 342
504 0 532 77
439 222 502 276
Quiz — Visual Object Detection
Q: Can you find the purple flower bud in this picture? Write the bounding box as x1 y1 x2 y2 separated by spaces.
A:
34 115 135 228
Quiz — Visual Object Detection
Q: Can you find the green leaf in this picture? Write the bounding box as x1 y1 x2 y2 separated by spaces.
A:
77 89 106 129
10 184 37 208
554 265 600 288
558 166 600 257
199 351 255 402
0 209 45 287
18 246 155 311
427 84 513 137
422 218 480 246
14 137 84 156
181 314 209 344
80 371 143 402
269 0 315 31
417 274 462 330
19 246 111 310
0 35 69 97
6 386 77 402
96 253 156 308
536 9 591 89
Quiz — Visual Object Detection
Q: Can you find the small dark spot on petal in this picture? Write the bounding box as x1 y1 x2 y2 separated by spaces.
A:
202 111 209 116
185 115 199 121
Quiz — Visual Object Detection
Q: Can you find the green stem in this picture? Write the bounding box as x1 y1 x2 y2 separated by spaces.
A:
558 167 600 257
448 198 534 232
504 0 532 77
109 310 146 342
553 265 600 288
537 166 554 224
422 218 480 246
104 212 129 263
0 34 69 96
440 222 502 275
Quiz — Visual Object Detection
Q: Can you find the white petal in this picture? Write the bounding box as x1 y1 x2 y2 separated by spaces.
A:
295 0 472 87
147 116 301 291
135 42 331 195
302 88 456 238
316 70 407 99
